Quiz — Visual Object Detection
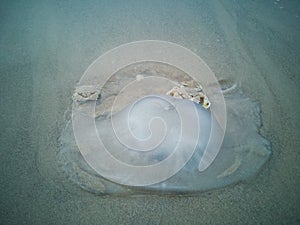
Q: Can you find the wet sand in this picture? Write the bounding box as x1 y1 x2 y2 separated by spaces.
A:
0 0 299 224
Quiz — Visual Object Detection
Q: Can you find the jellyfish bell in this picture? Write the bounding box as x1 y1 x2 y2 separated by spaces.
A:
57 41 271 194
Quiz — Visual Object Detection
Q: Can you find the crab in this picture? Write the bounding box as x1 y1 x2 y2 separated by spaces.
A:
166 81 211 109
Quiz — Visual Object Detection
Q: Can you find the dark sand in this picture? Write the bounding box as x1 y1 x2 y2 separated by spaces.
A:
0 0 299 224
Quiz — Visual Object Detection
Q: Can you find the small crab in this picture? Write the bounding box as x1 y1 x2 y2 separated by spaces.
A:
72 85 101 104
166 81 211 109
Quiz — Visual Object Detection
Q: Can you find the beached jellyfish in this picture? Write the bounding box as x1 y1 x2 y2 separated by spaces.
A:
57 41 271 195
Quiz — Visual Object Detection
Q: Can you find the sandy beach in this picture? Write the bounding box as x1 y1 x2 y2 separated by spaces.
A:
0 0 299 224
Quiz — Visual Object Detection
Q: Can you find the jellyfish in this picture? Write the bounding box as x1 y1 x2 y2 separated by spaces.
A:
57 41 271 195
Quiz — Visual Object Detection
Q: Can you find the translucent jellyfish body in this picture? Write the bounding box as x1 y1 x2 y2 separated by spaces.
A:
58 41 270 195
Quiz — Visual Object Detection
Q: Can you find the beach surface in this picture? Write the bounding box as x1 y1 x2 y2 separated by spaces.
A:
0 0 299 224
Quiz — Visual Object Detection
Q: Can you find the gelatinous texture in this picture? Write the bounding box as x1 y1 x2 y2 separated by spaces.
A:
57 41 270 195
58 81 271 195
